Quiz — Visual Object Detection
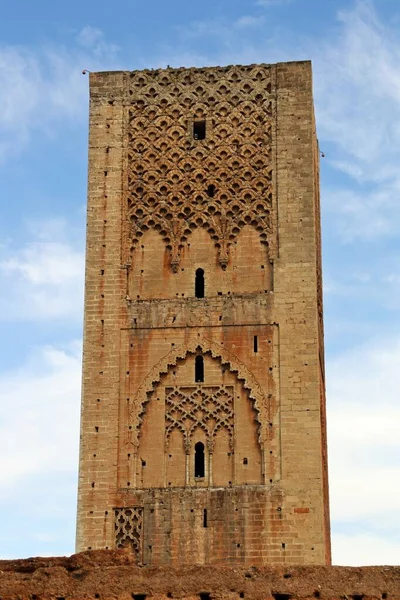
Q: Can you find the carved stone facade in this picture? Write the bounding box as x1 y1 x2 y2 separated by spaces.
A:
114 507 143 560
76 61 331 566
125 65 276 273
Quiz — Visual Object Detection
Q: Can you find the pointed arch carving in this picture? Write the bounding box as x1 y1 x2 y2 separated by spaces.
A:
129 337 270 444
124 64 276 273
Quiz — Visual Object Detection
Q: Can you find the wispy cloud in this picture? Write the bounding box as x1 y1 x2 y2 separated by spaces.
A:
314 1 400 240
76 25 103 48
0 341 81 494
0 218 84 321
0 342 81 557
0 27 121 162
327 334 400 564
76 25 120 57
332 533 400 566
234 16 265 29
256 0 293 6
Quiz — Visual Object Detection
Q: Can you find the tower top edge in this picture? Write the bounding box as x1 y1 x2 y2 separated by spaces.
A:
90 59 312 77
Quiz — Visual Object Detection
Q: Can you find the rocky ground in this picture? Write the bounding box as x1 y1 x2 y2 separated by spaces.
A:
0 550 399 600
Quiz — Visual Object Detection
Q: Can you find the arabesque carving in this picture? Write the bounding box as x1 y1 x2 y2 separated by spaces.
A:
165 385 234 453
129 337 269 444
125 65 275 271
114 507 143 559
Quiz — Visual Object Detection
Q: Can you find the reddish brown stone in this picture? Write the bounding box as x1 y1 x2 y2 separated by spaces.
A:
1 551 400 600
77 62 330 565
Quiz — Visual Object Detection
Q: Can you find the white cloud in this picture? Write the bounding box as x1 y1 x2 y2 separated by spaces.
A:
0 218 84 321
256 0 293 6
322 184 400 242
327 334 400 563
0 341 81 496
0 27 121 161
234 16 264 29
332 533 400 566
313 1 400 240
77 25 103 48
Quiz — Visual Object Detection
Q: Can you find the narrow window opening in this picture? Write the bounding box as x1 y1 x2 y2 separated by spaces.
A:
207 184 216 198
254 335 258 353
195 442 205 478
203 508 208 527
199 594 210 600
193 120 206 140
243 458 248 465
195 268 205 298
195 355 204 382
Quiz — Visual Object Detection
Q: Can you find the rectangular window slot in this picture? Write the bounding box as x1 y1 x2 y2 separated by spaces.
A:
203 508 208 527
253 335 258 353
193 120 206 140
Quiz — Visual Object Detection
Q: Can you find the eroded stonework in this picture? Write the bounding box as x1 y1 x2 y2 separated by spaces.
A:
125 65 276 272
77 61 331 566
2 551 400 600
165 385 235 452
114 507 143 559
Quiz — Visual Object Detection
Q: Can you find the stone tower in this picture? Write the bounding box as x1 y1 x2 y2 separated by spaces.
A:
76 61 331 566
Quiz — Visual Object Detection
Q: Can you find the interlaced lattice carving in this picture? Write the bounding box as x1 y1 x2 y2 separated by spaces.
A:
125 64 275 271
114 507 143 559
165 385 234 452
130 338 269 445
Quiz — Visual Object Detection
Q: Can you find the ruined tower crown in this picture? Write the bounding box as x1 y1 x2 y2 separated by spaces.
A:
76 61 331 565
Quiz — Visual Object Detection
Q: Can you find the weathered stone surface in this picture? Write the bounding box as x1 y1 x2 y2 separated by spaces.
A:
1 551 400 600
77 61 330 565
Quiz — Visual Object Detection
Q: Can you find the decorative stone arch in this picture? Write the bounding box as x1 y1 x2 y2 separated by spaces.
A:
129 336 270 445
128 215 273 273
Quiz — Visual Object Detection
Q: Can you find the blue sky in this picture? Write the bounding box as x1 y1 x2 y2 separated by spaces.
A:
1 0 400 564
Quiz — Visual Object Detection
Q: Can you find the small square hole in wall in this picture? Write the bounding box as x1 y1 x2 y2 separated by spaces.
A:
193 120 206 140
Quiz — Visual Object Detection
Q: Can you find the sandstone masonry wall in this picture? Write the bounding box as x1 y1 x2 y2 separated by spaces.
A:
76 61 331 565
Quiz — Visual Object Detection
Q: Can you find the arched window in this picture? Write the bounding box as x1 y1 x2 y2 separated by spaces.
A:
195 442 205 478
195 268 205 298
195 355 204 382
